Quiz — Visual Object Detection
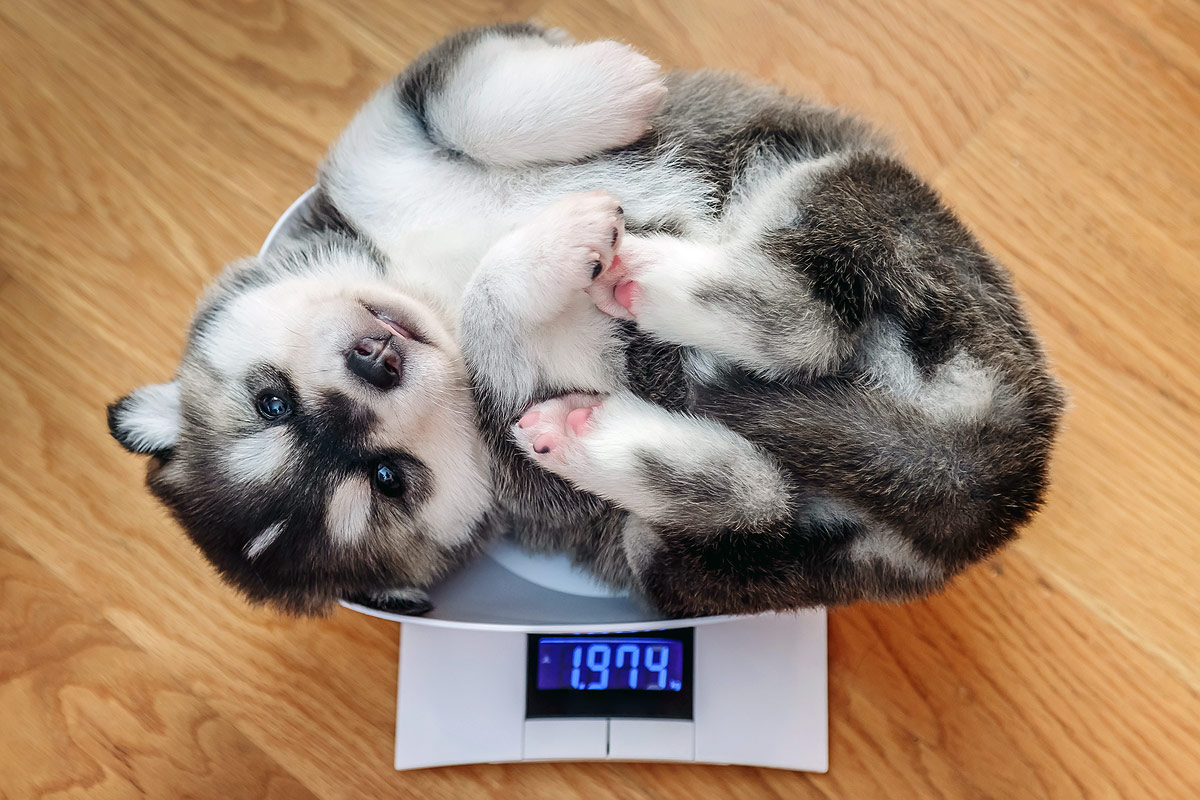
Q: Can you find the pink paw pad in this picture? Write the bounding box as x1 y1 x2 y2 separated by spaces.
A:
566 406 594 435
514 394 603 457
613 279 640 315
532 432 559 454
587 250 645 321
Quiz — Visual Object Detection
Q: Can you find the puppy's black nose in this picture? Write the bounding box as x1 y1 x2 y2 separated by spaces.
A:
346 337 402 391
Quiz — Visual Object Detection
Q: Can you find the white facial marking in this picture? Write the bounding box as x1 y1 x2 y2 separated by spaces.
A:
245 521 284 560
326 476 373 547
224 427 293 484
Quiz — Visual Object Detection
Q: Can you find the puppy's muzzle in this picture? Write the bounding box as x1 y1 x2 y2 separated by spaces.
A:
346 337 402 390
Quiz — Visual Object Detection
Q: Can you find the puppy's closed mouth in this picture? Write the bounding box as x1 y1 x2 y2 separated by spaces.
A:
362 302 429 345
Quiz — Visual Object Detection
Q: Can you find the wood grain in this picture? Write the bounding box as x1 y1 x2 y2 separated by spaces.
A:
1 0 1198 797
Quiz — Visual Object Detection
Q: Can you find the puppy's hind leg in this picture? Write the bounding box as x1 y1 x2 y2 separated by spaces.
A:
421 26 666 167
513 391 793 532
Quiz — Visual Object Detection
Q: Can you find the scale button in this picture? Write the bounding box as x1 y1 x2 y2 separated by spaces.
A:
608 719 695 761
523 719 609 760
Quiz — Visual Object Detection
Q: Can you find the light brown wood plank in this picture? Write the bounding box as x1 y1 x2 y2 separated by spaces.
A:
0 536 318 800
933 57 1200 688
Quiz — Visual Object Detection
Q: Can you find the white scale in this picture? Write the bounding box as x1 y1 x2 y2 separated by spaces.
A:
265 192 829 773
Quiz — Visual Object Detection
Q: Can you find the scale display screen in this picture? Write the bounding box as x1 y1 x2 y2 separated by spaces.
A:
536 638 683 691
525 629 693 719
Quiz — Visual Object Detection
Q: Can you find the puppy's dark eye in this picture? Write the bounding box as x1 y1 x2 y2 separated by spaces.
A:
374 462 406 498
256 392 292 421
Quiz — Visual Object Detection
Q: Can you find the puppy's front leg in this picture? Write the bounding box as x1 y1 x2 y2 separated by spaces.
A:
461 191 627 418
588 232 852 381
513 391 793 532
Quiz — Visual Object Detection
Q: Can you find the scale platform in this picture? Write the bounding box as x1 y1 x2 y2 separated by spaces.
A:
264 191 829 772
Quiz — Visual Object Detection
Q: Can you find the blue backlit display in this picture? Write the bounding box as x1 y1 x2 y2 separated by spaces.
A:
536 638 683 691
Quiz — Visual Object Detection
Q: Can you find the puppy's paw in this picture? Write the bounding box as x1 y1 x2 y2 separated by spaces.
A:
566 41 667 148
346 587 433 616
586 235 661 320
521 191 625 307
513 393 604 469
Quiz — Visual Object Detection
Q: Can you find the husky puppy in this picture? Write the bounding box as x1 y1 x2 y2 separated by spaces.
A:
109 24 1064 617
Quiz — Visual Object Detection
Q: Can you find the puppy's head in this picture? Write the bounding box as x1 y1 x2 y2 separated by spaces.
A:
108 234 493 614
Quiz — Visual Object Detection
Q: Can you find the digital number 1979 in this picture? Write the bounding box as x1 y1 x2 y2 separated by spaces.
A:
569 643 670 690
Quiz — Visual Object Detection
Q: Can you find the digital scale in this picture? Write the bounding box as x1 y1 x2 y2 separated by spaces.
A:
343 541 828 771
264 192 829 773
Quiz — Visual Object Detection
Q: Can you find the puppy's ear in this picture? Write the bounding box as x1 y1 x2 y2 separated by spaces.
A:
107 381 182 456
346 588 434 616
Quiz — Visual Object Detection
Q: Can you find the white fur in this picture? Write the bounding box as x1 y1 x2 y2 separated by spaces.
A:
806 494 944 584
517 392 792 529
723 152 848 234
615 233 846 377
620 515 661 574
848 526 945 584
382 400 496 549
224 427 292 484
244 521 284 560
462 192 629 408
326 477 373 547
682 349 729 384
114 381 182 453
864 322 997 423
428 37 666 167
323 54 708 339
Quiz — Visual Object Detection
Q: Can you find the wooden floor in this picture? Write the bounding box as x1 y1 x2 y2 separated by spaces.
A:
2 0 1198 797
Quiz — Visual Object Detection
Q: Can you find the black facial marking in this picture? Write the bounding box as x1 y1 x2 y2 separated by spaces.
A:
364 452 435 530
295 390 377 459
143 378 446 615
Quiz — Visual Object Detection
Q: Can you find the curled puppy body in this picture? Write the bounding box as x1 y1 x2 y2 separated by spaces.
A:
109 24 1064 616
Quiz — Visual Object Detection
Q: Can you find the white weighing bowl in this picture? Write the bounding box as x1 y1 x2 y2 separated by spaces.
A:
260 190 732 632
